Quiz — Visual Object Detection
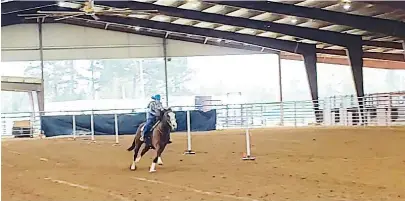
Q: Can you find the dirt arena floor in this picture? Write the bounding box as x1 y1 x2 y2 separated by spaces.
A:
2 127 405 201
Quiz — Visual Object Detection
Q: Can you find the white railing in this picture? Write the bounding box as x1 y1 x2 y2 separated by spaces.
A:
2 93 405 139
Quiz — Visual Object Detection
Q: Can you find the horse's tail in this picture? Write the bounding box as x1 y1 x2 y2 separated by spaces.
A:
127 139 136 151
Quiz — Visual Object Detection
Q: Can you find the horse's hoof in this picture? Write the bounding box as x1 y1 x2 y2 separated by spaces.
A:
149 170 156 173
158 163 163 166
129 165 137 171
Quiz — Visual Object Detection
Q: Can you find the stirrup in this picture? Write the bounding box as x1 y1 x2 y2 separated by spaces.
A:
140 135 144 141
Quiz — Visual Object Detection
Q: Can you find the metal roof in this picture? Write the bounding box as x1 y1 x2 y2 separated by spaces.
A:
2 0 405 69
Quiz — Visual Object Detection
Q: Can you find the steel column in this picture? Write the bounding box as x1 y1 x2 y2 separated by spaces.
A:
303 51 321 123
163 38 169 107
37 19 45 113
346 45 365 123
346 47 364 98
277 52 284 126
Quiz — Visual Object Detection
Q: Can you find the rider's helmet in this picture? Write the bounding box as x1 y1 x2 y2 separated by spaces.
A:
151 94 161 101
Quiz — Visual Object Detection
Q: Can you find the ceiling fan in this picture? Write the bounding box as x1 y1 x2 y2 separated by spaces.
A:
18 0 159 21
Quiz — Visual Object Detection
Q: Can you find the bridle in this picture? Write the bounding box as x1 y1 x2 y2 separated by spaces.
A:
163 110 176 131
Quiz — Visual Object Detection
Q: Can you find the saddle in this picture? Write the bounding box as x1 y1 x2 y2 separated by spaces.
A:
139 120 160 142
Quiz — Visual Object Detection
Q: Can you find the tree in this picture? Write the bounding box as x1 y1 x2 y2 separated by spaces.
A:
24 61 87 102
167 57 194 96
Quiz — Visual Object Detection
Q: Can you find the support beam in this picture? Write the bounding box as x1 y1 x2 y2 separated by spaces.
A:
346 46 364 99
1 1 56 15
281 54 405 69
277 52 283 126
317 49 404 62
163 38 169 107
302 51 322 123
99 1 363 48
38 19 45 112
346 45 366 124
213 1 405 38
366 1 405 11
345 45 365 123
66 16 315 55
1 82 42 91
363 41 403 50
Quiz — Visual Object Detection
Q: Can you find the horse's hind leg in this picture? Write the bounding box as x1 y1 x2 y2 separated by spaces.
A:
135 146 149 163
130 143 142 171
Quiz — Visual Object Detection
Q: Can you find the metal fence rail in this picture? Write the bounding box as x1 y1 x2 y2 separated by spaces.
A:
2 93 405 138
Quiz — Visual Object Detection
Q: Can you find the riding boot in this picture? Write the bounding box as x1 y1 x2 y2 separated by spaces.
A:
145 136 154 149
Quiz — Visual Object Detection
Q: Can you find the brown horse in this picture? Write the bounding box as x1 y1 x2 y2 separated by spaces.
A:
127 108 177 172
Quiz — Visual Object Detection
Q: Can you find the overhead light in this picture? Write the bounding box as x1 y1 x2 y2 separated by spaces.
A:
291 18 298 24
189 1 201 9
134 26 141 31
155 15 167 21
216 38 222 43
343 2 351 10
57 1 66 7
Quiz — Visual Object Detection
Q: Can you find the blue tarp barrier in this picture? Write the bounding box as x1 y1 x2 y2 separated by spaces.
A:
41 110 217 137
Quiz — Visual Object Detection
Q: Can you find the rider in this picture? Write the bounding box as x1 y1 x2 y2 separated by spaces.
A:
142 94 172 147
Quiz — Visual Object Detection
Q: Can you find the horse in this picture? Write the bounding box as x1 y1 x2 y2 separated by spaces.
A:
127 107 177 172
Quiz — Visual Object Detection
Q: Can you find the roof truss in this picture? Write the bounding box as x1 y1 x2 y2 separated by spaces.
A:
212 1 405 38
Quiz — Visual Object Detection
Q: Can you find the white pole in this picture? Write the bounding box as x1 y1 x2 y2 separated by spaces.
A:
90 112 95 142
294 101 297 127
72 115 76 140
114 113 119 144
184 110 195 154
242 106 255 160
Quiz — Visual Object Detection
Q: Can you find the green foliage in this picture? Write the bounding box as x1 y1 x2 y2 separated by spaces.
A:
19 57 194 104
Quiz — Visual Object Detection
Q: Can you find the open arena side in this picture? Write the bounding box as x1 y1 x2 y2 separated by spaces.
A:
2 93 405 201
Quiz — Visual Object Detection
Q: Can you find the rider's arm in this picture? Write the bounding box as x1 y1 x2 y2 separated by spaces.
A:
148 102 159 116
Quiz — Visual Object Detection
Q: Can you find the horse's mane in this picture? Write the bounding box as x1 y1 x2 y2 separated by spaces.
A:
158 108 171 121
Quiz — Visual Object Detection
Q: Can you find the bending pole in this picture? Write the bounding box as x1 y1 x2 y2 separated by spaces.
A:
114 113 119 144
184 110 195 154
242 106 255 160
90 112 95 142
72 115 76 140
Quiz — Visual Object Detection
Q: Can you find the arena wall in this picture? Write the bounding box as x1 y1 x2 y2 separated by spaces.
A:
40 109 217 137
1 23 264 62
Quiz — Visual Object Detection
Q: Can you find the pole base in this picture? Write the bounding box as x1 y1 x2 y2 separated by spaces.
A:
242 155 256 160
184 150 196 155
112 143 120 146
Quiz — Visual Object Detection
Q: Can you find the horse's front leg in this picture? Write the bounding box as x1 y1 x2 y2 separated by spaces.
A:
150 144 167 172
157 144 167 165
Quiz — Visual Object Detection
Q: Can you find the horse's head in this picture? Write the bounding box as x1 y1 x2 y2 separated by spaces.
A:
162 107 177 131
